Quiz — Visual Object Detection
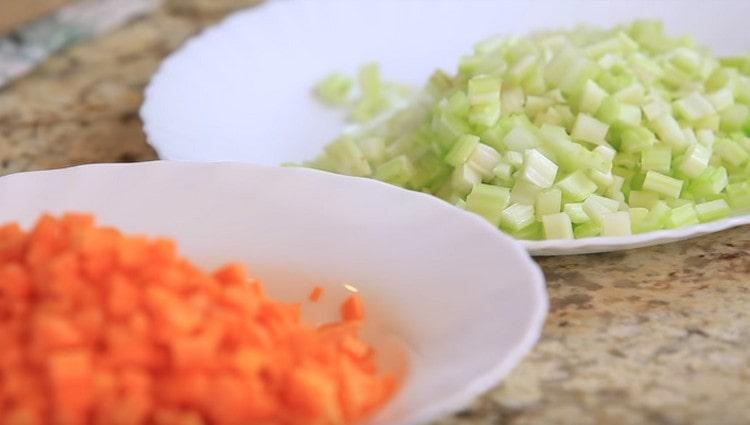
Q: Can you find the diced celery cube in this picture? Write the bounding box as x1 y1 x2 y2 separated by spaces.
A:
315 73 353 105
628 190 660 208
451 163 482 194
651 113 687 151
620 127 656 153
695 199 732 222
678 143 712 178
642 96 671 121
593 144 617 162
614 83 645 104
571 113 610 145
466 183 511 226
641 146 672 173
357 137 386 163
493 162 513 181
629 207 650 231
707 87 735 112
500 203 536 231
601 211 632 236
589 169 614 189
720 104 750 132
542 212 574 239
468 75 502 106
468 143 502 178
521 149 558 188
504 126 539 151
469 103 502 127
564 202 591 223
697 129 716 147
574 221 602 238
579 79 608 114
374 155 414 186
445 134 480 166
326 137 372 176
511 178 543 205
726 181 750 209
535 188 562 218
505 150 524 168
502 84 526 115
557 171 598 202
688 166 728 198
666 203 699 228
714 138 749 167
583 194 620 224
642 171 683 198
508 221 544 240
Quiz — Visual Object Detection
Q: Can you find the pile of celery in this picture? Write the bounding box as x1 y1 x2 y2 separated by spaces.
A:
308 21 750 240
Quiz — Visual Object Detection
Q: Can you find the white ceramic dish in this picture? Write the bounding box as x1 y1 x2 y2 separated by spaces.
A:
140 0 750 255
0 161 547 425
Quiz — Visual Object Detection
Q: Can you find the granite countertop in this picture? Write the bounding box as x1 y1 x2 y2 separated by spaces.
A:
1 1 749 424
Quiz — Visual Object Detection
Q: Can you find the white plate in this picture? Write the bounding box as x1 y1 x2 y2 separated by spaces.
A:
0 161 547 425
140 0 750 255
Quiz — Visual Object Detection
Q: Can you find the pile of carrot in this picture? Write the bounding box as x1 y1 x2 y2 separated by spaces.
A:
0 213 397 425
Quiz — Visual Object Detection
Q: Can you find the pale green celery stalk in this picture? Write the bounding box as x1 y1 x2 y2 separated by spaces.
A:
673 92 716 122
466 183 511 226
707 87 735 112
726 181 750 209
521 149 558 188
697 129 716 147
688 166 728 198
714 138 749 167
633 200 671 233
579 79 608 114
357 137 386 163
511 179 543 205
642 171 684 198
601 211 632 236
695 199 731 222
642 96 671 121
571 113 610 145
315 73 353 105
629 207 650 233
678 143 712 178
468 75 502 105
720 104 750 132
539 125 609 172
666 203 699 228
564 202 591 223
468 143 502 178
451 163 482 194
325 138 372 176
504 126 540 151
504 150 524 168
502 84 526 114
558 171 598 202
445 134 480 166
500 203 536 231
589 169 614 189
574 221 602 238
613 82 645 104
583 194 620 224
509 222 544 240
620 127 656 153
628 190 660 208
641 146 672 173
469 103 502 127
597 97 642 128
542 212 574 239
535 188 562 218
493 162 513 181
650 113 687 152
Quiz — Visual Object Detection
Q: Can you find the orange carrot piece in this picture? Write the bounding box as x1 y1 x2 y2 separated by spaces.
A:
308 286 324 302
341 295 365 322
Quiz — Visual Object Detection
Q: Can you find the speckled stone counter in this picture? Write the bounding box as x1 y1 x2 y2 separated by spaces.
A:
1 1 749 424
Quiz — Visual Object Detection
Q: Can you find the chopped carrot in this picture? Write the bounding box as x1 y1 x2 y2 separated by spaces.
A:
0 213 399 425
341 294 365 322
308 286 324 302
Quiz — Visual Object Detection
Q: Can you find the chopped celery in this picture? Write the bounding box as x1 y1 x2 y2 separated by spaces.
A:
542 213 574 239
445 134 480 166
628 190 660 208
521 149 558 188
695 199 731 222
309 20 750 241
466 184 511 225
564 202 591 223
315 73 353 105
666 203 699 228
500 203 536 231
571 113 610 145
601 211 632 236
558 171 598 202
641 146 672 173
642 171 683 198
535 188 562 218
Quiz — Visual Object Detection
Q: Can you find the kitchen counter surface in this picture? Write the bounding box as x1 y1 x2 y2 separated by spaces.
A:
1 1 748 424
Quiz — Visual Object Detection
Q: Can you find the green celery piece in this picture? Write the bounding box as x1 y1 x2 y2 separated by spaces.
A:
508 221 544 241
535 188 563 218
564 202 591 223
500 203 536 231
601 211 632 236
726 181 750 210
714 138 749 168
466 183 511 226
521 149 558 188
642 171 683 199
571 113 610 145
666 203 699 228
574 221 602 239
628 190 660 208
315 73 353 105
688 166 728 199
445 135 480 166
542 212 574 239
620 127 656 153
641 146 672 173
374 155 414 186
468 75 502 106
695 199 732 222
557 171 598 202
583 194 620 224
720 104 750 132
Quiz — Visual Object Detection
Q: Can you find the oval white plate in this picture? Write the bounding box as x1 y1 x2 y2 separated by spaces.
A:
141 0 750 255
0 161 547 425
